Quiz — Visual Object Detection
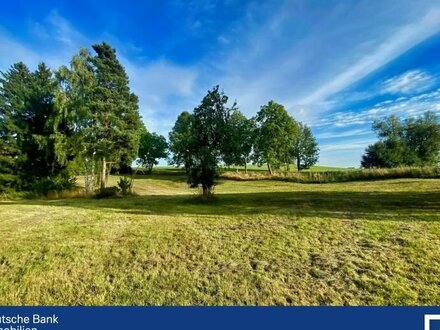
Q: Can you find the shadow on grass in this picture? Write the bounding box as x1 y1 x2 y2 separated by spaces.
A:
2 190 440 221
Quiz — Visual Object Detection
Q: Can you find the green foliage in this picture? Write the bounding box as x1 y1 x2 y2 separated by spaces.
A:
292 123 319 171
362 112 440 168
0 62 74 191
188 85 235 198
138 130 168 172
95 186 120 198
0 174 18 193
89 43 141 165
253 100 300 173
168 111 194 173
31 174 77 196
57 43 142 190
222 166 440 183
0 63 29 177
117 177 133 195
222 110 255 171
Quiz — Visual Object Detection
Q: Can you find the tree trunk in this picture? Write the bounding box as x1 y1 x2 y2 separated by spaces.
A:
267 163 273 175
297 157 301 172
84 158 90 194
100 157 107 189
244 159 248 174
91 155 95 189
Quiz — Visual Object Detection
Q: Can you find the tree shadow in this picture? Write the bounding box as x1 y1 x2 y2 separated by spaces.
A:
2 190 439 221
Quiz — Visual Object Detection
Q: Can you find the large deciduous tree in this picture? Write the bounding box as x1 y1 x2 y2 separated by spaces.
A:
138 130 168 172
253 101 299 174
404 111 440 166
222 110 255 173
57 49 98 192
58 43 141 190
168 111 194 174
292 123 319 171
361 112 440 168
188 85 235 198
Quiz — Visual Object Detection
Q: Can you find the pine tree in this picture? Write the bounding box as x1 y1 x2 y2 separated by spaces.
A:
0 63 31 177
90 43 141 189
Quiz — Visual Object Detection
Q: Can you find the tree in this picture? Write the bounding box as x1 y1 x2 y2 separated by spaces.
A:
404 111 440 166
253 101 299 174
0 63 31 179
138 130 168 172
361 112 440 168
0 62 73 192
58 43 141 190
292 123 319 171
371 115 407 167
168 111 194 173
90 43 141 189
222 110 255 173
57 48 100 192
188 85 235 198
361 142 387 168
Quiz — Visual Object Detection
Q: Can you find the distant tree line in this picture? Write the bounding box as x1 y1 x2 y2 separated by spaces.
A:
0 43 319 196
361 112 440 168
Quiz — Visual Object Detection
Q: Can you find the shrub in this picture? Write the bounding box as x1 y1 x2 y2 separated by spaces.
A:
221 166 440 183
0 174 19 193
117 177 132 195
30 175 77 196
95 186 120 199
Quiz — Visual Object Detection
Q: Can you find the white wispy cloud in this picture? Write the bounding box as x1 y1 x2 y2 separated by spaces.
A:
195 1 440 126
381 69 436 94
299 7 440 106
314 88 440 128
316 128 372 139
320 140 373 152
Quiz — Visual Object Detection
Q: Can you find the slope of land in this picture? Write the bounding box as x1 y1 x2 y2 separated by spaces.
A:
0 174 439 305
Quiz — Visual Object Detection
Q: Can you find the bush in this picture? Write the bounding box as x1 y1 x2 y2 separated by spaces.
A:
221 166 440 183
117 177 132 195
0 174 19 193
30 174 77 196
95 186 120 198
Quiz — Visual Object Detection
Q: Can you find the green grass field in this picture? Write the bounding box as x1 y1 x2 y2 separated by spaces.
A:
0 172 439 305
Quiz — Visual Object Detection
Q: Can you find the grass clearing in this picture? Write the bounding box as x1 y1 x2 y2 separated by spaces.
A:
0 173 439 305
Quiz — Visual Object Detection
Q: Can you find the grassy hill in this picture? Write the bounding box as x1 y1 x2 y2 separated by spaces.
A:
0 173 439 305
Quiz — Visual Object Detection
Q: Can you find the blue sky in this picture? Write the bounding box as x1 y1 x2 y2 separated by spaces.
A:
1 0 440 167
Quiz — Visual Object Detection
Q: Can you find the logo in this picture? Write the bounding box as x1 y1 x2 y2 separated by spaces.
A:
425 315 440 330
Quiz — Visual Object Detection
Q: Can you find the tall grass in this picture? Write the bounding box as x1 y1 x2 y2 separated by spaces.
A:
221 166 440 183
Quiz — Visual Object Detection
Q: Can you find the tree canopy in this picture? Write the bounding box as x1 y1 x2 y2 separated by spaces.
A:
361 112 440 168
253 100 300 173
138 130 168 172
187 85 235 197
292 123 319 171
168 111 194 174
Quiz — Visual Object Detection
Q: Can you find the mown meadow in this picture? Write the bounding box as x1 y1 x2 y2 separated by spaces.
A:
0 170 439 305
